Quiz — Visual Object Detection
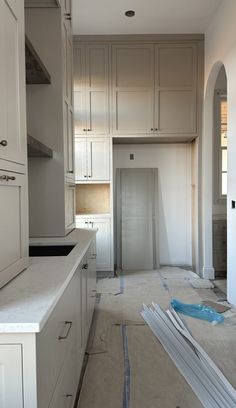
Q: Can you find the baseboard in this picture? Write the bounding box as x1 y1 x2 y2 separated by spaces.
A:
96 270 114 279
202 266 215 279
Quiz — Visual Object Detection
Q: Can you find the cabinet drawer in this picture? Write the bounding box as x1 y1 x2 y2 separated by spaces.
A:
49 344 77 408
37 277 77 408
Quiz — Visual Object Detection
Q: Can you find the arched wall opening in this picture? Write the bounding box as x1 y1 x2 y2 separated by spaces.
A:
201 61 227 280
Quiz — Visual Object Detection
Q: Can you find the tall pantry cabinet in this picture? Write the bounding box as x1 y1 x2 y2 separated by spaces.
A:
0 0 28 288
74 43 113 274
26 3 75 237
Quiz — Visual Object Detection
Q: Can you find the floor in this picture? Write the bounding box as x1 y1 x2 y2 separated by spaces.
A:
77 267 236 408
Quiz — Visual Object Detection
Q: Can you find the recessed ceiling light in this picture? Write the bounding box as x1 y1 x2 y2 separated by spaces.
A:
125 10 135 17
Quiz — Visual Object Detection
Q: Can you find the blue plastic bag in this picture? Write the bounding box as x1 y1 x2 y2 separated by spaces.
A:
170 298 224 324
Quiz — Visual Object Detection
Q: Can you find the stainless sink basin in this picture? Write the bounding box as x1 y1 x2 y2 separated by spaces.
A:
29 244 75 257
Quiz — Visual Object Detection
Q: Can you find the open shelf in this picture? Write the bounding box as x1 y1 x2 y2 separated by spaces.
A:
76 184 110 215
25 36 51 84
27 134 53 158
25 0 60 8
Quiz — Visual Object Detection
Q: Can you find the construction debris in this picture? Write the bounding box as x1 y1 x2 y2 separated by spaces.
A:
141 303 236 408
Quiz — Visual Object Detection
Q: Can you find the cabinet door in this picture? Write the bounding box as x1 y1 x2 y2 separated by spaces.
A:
81 261 88 348
65 183 75 231
76 217 89 229
154 44 197 134
0 344 23 408
112 44 154 134
87 240 97 328
74 46 87 134
87 138 110 181
75 137 87 182
85 45 109 135
91 218 111 271
0 0 27 165
0 170 28 288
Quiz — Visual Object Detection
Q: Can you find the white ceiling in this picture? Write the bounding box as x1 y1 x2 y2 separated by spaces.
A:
72 0 222 35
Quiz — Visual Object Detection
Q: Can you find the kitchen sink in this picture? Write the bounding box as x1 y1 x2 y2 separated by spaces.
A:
29 244 75 257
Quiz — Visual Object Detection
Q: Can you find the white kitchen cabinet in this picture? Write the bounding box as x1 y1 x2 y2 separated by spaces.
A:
26 4 75 237
111 42 198 137
0 345 23 408
0 0 27 166
75 137 110 182
0 235 96 408
155 44 197 134
112 44 154 134
0 166 28 288
74 44 109 135
65 182 75 232
77 216 112 271
63 6 74 181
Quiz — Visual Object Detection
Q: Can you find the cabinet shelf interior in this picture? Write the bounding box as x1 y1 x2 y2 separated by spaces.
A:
76 184 110 215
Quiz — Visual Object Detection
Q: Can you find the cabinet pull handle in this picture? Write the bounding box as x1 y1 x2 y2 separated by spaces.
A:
65 13 71 16
67 170 74 174
66 394 73 398
0 175 16 181
0 140 8 147
82 263 88 269
66 17 72 20
58 321 72 340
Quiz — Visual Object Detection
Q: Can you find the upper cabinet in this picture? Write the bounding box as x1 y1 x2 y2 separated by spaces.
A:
111 44 154 135
0 0 27 166
74 44 109 135
155 44 197 135
111 43 198 137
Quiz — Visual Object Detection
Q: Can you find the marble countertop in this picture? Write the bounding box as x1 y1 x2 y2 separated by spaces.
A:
0 229 96 334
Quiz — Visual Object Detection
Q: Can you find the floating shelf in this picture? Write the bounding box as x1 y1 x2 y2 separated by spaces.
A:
25 0 60 8
25 36 51 84
27 135 53 158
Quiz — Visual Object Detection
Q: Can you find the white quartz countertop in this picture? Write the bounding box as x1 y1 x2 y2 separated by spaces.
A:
0 229 96 334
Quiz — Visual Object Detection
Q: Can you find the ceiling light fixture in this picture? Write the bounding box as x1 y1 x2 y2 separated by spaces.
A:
125 10 135 17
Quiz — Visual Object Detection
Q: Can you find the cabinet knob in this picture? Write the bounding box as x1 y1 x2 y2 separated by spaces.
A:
0 140 8 147
88 175 91 178
155 128 158 131
150 128 154 131
83 129 86 132
84 175 87 178
87 129 91 131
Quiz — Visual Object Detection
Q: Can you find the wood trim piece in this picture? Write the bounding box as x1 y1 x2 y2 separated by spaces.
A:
74 34 204 45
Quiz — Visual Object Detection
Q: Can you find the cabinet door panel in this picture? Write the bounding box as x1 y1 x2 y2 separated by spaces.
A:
112 45 154 134
114 91 153 134
88 138 110 181
156 46 196 87
0 345 23 408
113 45 153 88
86 45 108 88
157 90 196 133
87 91 109 134
92 218 111 271
65 183 75 230
0 0 26 165
75 137 87 181
0 171 28 288
74 91 86 134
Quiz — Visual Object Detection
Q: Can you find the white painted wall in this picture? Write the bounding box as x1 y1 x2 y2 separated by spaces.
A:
113 144 192 266
203 0 236 305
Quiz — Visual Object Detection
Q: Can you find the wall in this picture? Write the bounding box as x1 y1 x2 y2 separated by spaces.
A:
113 144 192 266
203 0 236 305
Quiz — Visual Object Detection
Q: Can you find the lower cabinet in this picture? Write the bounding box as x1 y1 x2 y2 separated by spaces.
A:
76 216 112 271
0 345 23 408
0 168 28 288
0 238 96 408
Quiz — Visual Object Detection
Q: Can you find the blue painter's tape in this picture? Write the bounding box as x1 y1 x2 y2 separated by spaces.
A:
122 325 131 408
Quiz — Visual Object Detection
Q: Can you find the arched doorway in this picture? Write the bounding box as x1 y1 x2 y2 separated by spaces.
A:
202 62 227 289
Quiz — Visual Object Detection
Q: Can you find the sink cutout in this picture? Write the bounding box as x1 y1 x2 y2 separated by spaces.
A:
29 245 75 257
